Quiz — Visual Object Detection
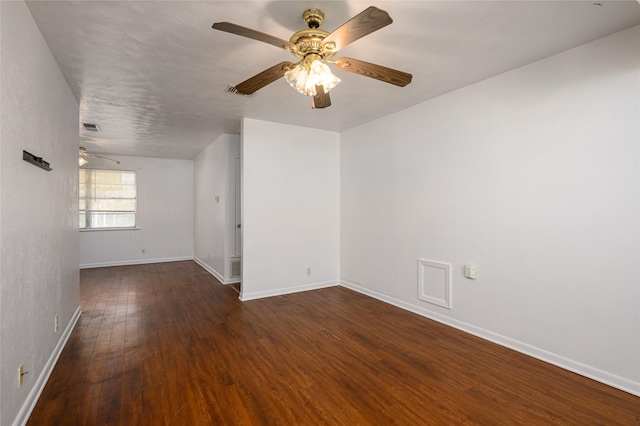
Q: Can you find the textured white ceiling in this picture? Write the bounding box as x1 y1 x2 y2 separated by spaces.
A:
26 1 640 159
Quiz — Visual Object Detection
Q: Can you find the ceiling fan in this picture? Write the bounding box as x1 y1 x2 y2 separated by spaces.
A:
212 6 412 109
79 146 120 166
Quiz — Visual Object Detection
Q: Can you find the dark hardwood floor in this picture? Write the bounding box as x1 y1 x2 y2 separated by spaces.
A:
28 261 639 425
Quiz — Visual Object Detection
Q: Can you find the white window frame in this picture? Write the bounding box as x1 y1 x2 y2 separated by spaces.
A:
79 168 138 231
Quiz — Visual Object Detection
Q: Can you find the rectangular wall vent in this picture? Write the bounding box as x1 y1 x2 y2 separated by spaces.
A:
230 258 241 278
418 259 452 309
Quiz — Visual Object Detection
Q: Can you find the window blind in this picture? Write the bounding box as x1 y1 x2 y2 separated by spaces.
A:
79 169 137 229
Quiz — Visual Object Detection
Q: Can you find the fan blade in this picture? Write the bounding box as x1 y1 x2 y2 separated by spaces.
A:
234 62 294 95
322 6 393 53
212 22 294 51
334 57 412 87
83 152 120 164
312 85 331 109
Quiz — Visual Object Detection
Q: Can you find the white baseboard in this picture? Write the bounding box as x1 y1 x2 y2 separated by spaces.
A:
193 257 241 284
80 256 193 269
240 280 339 301
340 278 640 397
13 306 82 426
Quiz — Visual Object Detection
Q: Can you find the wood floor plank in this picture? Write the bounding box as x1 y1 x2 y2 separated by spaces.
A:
27 261 640 425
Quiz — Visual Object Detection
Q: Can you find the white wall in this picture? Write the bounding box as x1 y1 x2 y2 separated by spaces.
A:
241 118 340 300
79 155 194 268
0 2 81 424
341 26 640 395
193 133 240 283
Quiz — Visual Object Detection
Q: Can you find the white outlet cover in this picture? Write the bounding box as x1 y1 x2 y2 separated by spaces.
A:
465 264 476 279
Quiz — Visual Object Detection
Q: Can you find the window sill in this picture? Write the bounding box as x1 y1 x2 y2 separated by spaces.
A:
80 227 140 232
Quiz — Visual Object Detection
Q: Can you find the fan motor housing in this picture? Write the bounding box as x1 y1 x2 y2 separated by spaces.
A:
288 9 336 61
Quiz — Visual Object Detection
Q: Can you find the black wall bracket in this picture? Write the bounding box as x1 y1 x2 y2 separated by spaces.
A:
23 150 52 171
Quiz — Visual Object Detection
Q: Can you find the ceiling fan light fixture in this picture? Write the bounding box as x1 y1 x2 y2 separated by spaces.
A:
79 156 88 166
310 60 340 92
284 60 340 97
212 6 411 108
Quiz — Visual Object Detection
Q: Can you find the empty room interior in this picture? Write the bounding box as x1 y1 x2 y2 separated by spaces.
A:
1 1 640 424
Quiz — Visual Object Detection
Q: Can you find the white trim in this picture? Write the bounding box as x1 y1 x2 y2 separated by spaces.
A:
240 280 338 301
193 257 241 285
13 306 82 426
339 278 640 397
79 227 140 232
79 256 193 269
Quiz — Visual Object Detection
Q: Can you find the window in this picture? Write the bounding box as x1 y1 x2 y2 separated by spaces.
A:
79 169 137 229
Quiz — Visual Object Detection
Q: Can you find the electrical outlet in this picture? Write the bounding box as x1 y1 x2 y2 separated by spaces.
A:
54 314 59 332
465 264 477 279
141 248 146 254
306 267 311 275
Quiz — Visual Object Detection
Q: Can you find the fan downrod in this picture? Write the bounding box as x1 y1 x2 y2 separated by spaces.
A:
303 9 324 29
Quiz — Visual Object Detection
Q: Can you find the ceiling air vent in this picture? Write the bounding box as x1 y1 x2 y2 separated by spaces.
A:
82 122 101 131
226 85 249 96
